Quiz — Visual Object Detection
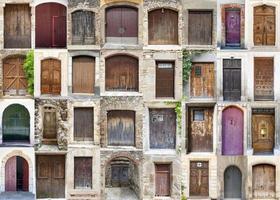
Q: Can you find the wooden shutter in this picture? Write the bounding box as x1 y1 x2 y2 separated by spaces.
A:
74 108 94 141
191 63 214 98
43 107 57 140
253 164 275 198
223 59 241 101
224 166 242 198
4 4 31 48
190 161 209 196
156 62 174 98
188 107 213 152
111 164 129 187
188 11 212 45
74 157 92 189
72 10 95 45
225 9 241 46
254 5 275 46
148 8 178 45
155 164 171 196
149 109 176 149
72 56 95 93
254 57 274 100
105 55 138 91
107 110 135 146
3 56 28 95
5 156 16 191
41 59 61 95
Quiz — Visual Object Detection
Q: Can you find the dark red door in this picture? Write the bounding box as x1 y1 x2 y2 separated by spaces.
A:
5 156 16 191
226 9 240 46
222 107 243 155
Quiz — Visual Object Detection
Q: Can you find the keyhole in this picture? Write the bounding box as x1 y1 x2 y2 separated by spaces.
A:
230 120 233 125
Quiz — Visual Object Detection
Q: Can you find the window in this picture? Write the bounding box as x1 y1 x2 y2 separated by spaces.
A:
155 164 171 196
41 59 61 95
74 157 92 189
156 61 174 98
43 107 57 142
74 108 94 141
193 110 204 121
194 66 201 77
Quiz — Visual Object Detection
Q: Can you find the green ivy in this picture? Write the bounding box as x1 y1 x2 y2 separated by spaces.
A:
23 50 34 95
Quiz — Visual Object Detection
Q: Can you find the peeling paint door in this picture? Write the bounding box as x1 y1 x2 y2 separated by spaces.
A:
190 161 209 196
224 166 242 198
155 164 170 196
225 9 240 46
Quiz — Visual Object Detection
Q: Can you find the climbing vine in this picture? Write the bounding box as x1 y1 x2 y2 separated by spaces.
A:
23 50 34 95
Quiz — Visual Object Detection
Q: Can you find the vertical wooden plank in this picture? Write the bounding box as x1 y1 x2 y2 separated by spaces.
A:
155 164 170 196
122 7 138 38
74 108 94 141
190 161 209 196
5 156 17 191
224 166 242 198
156 61 174 98
225 9 241 46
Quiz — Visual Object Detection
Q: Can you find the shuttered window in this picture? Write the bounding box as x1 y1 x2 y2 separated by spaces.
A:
72 10 95 45
155 164 171 196
74 107 94 141
156 62 174 98
43 107 57 141
148 8 178 45
74 157 92 189
188 11 212 45
190 161 209 196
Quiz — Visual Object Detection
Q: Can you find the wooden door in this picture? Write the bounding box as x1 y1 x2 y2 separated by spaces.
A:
223 59 241 101
225 9 240 46
105 55 138 91
41 59 61 95
254 57 274 100
43 107 57 140
222 107 243 155
253 164 275 198
36 155 65 198
74 108 94 141
3 56 28 95
156 62 174 98
111 164 129 187
188 107 213 152
72 56 95 93
74 157 92 189
22 157 29 191
72 10 95 45
107 110 135 146
188 11 212 45
254 5 275 45
4 4 31 48
148 8 178 45
155 164 170 197
149 109 176 149
5 156 16 191
224 166 242 198
191 63 215 98
190 161 209 196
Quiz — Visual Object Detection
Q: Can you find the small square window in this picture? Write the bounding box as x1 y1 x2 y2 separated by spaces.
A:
193 110 204 121
195 66 201 77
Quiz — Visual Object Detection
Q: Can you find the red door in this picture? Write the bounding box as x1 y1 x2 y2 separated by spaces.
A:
225 9 240 46
5 156 16 191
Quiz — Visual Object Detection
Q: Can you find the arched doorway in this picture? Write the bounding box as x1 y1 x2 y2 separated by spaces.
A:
224 166 242 199
5 156 29 191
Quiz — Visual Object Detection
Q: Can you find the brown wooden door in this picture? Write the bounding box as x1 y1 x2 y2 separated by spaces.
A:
253 164 275 198
72 10 95 45
111 164 129 187
190 161 209 196
188 11 212 45
188 107 213 152
223 59 241 101
156 62 174 98
74 108 94 141
4 4 31 48
74 157 92 189
225 9 241 46
72 56 95 93
191 63 214 98
105 55 138 91
254 5 275 46
254 57 274 100
148 8 178 45
5 156 16 191
155 164 170 196
22 158 29 192
36 155 65 198
43 107 57 140
3 56 28 95
41 59 61 95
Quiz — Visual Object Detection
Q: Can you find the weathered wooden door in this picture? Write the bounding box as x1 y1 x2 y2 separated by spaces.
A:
4 4 31 48
225 9 240 46
254 5 275 45
253 164 275 198
252 109 274 154
41 59 61 95
36 3 66 48
223 59 241 101
107 110 135 146
188 11 212 45
3 56 28 95
74 157 92 189
105 55 138 91
188 107 213 152
155 164 170 196
254 57 274 100
156 62 174 98
191 63 215 98
43 107 57 140
111 164 129 187
5 156 16 191
148 8 178 45
190 161 209 196
72 10 95 45
224 166 242 198
222 107 243 155
149 109 176 149
106 7 138 44
36 155 65 198
74 108 94 141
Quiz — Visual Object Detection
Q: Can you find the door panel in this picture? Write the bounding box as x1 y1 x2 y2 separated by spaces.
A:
111 165 129 187
22 158 29 191
155 164 170 196
5 156 16 191
226 9 240 46
190 161 209 196
74 157 92 189
41 59 61 95
74 108 94 141
43 108 57 139
156 62 174 98
224 166 242 198
52 16 66 47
